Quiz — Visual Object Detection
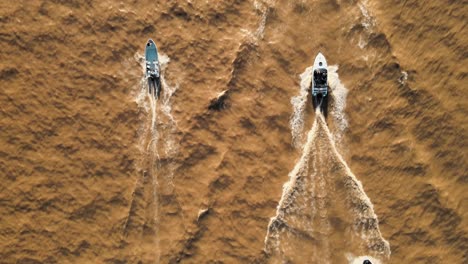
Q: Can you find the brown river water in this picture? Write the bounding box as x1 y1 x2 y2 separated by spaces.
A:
0 0 466 263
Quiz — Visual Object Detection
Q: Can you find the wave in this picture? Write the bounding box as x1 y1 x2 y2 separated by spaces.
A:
328 65 349 145
290 66 314 148
265 110 390 263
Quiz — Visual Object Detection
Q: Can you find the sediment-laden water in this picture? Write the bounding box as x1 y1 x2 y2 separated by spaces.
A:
0 0 466 263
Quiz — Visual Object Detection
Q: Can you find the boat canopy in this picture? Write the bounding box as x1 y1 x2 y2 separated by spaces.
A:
313 68 327 88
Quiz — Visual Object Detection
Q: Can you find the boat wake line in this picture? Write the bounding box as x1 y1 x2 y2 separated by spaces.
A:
290 65 348 149
135 52 178 194
126 52 180 262
265 66 390 263
265 111 390 263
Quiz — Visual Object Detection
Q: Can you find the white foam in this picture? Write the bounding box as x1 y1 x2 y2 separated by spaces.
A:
356 0 376 49
159 54 178 127
290 65 348 148
132 51 180 262
265 116 319 252
328 65 349 144
133 52 178 157
290 66 314 148
358 0 375 30
317 113 391 257
358 35 367 49
149 92 158 134
314 132 331 260
133 53 150 111
265 111 391 259
252 0 276 40
398 71 408 85
157 54 179 192
255 5 267 39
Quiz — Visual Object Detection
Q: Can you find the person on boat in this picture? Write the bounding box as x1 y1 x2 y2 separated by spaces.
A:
147 62 160 78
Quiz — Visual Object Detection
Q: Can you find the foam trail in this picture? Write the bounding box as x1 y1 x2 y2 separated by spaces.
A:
132 71 161 262
358 0 375 30
265 109 390 262
264 115 319 251
134 77 151 159
290 65 348 148
134 77 150 111
134 52 176 159
328 65 349 144
356 0 377 52
317 113 391 257
252 0 276 41
149 94 158 134
253 0 267 39
158 54 178 159
290 66 314 148
316 134 331 262
157 54 180 193
132 52 178 262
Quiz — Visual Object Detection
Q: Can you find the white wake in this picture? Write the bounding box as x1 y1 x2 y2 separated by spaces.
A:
290 65 348 148
290 66 314 148
132 51 179 263
268 69 390 261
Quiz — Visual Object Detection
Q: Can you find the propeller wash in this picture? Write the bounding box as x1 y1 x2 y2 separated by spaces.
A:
132 52 179 261
265 68 390 263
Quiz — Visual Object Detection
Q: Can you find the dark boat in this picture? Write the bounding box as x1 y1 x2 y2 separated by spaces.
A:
145 39 161 99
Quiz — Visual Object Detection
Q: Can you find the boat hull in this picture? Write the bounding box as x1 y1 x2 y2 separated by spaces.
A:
311 52 329 117
145 39 161 99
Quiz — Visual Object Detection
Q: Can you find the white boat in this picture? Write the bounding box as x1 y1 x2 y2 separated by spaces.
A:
311 52 328 115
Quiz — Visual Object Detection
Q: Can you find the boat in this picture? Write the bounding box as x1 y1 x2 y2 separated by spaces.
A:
145 39 161 99
311 52 328 116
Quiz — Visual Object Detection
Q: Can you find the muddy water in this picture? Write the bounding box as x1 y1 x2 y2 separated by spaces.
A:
0 0 466 263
